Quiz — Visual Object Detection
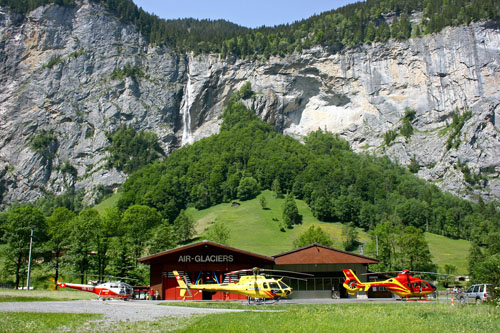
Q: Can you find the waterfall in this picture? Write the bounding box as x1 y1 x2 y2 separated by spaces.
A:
181 58 194 146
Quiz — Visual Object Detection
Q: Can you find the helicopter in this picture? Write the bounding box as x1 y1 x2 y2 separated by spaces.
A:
343 269 437 300
57 277 135 301
173 267 312 304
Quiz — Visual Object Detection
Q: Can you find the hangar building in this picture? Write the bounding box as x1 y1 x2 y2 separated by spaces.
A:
138 240 378 300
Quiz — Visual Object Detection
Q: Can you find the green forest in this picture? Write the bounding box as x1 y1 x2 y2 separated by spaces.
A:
2 0 500 56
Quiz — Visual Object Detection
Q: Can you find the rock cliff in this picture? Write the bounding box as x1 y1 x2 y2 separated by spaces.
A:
1 1 499 206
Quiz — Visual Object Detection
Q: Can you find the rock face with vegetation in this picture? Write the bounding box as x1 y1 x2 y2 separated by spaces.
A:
0 1 499 205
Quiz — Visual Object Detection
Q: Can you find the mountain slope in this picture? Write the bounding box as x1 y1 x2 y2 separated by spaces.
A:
0 1 499 207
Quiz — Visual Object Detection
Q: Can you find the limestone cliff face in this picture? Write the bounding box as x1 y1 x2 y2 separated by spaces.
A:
1 1 499 205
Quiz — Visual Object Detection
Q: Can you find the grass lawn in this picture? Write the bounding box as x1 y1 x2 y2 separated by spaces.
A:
0 288 96 302
0 311 192 332
1 301 497 332
175 302 500 332
0 312 103 332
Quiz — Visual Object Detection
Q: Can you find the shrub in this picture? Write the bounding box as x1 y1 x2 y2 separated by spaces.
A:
45 54 63 68
384 130 398 145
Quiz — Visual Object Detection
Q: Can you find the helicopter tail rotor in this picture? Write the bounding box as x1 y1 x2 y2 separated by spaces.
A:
342 269 365 295
48 277 63 290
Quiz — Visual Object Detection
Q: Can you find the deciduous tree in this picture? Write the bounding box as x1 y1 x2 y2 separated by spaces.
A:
342 222 359 251
46 207 74 289
293 225 333 248
206 221 230 244
174 210 195 243
3 207 46 289
283 193 300 228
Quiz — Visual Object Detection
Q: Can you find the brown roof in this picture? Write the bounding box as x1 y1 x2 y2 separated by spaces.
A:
137 240 275 265
273 243 378 265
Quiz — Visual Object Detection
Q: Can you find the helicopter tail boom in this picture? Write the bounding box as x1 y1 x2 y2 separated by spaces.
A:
173 271 190 297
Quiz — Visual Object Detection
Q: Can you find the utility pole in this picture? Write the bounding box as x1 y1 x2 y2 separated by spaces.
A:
26 227 34 291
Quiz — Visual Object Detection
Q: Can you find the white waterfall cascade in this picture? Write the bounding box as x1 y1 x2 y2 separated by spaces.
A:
181 58 194 146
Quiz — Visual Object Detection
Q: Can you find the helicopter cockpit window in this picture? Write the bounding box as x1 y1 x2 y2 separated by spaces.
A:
278 281 288 289
411 282 422 291
269 282 280 289
263 282 269 289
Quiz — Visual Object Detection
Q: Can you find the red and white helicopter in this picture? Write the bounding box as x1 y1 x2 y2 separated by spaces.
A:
57 278 135 300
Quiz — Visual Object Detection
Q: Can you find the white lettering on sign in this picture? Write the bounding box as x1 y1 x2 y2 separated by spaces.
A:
178 255 192 263
178 254 234 263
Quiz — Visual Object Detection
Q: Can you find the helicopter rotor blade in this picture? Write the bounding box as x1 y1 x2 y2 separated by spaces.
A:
361 270 447 277
265 274 308 281
259 269 314 277
361 270 414 276
410 271 449 275
103 275 139 281
225 268 257 275
225 268 314 277
225 267 271 276
182 275 192 296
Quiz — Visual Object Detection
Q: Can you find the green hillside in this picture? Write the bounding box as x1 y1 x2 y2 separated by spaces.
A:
188 190 369 256
425 233 470 275
94 192 122 214
188 190 470 274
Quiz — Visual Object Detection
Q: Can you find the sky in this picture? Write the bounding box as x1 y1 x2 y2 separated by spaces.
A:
132 1 358 28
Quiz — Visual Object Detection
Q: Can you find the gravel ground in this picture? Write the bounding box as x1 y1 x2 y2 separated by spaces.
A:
0 299 244 322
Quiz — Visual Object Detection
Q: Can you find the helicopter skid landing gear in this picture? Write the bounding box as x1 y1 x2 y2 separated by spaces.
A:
248 297 276 305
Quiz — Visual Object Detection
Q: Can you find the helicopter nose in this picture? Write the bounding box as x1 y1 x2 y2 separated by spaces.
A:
429 282 437 291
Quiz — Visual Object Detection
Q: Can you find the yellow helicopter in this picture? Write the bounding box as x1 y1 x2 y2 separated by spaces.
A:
173 267 312 304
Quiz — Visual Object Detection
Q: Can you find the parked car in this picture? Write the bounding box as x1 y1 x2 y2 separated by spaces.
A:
465 284 491 303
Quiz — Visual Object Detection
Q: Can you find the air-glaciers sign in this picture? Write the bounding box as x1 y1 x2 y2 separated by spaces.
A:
178 254 234 263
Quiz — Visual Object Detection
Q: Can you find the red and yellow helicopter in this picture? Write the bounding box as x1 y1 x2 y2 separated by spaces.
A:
57 279 135 300
343 269 437 300
174 267 312 304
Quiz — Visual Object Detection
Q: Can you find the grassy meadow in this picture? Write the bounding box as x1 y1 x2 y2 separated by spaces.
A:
188 190 370 256
425 233 471 275
188 190 471 274
94 192 122 214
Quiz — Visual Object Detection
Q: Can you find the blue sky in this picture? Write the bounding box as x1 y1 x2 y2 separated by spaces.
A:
132 1 358 28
